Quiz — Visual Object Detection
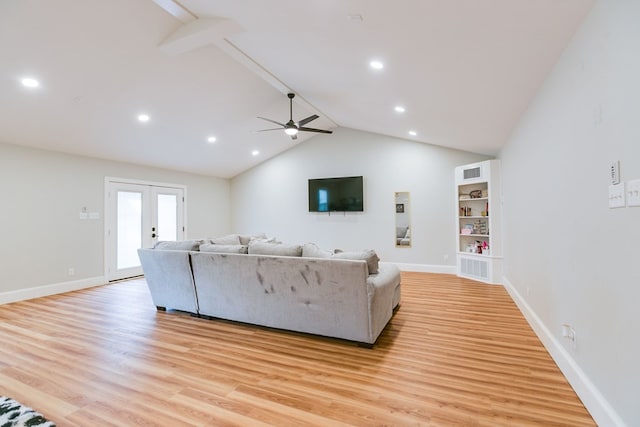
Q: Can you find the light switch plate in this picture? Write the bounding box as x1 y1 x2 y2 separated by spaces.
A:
627 179 640 207
609 183 625 208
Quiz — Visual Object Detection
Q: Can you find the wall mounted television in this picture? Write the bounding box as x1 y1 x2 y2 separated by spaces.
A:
308 176 364 212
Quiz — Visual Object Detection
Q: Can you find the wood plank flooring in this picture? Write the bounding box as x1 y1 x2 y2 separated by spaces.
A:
0 272 595 426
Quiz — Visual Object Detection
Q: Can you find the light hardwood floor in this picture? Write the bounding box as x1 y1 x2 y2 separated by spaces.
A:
0 272 594 426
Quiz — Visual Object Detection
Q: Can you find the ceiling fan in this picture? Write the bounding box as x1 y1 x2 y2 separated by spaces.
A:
256 93 333 140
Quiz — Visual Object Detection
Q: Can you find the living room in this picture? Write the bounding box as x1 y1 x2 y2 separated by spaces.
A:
1 0 638 426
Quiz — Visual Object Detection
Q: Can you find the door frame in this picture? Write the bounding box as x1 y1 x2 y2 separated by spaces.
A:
104 177 188 281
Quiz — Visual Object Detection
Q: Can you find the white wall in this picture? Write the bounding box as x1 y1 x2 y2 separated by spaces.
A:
0 142 230 294
231 127 489 269
499 1 639 425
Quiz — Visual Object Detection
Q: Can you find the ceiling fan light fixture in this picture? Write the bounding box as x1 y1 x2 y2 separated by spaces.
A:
256 92 332 138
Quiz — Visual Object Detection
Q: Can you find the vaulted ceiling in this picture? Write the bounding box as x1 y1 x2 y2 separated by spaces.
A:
0 0 594 178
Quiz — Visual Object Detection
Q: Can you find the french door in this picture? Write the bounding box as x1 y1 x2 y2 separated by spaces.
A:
105 179 185 281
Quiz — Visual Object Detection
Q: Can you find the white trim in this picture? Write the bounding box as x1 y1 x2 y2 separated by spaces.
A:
105 176 187 190
388 262 456 274
0 276 105 305
503 276 627 427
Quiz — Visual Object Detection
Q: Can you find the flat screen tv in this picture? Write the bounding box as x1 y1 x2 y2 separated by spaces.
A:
308 176 364 212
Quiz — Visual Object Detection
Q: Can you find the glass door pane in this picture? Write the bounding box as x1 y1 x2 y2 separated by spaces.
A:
117 191 143 270
156 194 177 242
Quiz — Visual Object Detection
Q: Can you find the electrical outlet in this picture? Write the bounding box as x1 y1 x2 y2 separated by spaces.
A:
562 324 577 349
68 268 75 276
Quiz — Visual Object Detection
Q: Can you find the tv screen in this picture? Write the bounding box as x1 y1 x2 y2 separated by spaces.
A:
308 176 364 212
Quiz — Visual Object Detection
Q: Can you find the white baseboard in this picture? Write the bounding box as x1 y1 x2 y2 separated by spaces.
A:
388 262 456 274
0 276 106 305
502 276 626 427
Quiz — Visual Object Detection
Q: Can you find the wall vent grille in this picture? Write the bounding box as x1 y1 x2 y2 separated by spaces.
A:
463 167 481 180
460 257 489 280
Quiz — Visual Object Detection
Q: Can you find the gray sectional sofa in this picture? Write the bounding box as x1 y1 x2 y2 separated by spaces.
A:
137 236 401 345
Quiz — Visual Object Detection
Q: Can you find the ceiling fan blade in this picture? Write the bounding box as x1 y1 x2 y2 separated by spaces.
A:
298 127 333 134
298 114 319 126
257 116 285 127
254 128 283 133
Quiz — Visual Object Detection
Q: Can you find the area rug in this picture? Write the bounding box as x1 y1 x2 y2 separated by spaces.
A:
0 397 56 427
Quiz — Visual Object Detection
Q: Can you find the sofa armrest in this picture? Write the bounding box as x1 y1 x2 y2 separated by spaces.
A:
366 263 401 342
137 248 199 313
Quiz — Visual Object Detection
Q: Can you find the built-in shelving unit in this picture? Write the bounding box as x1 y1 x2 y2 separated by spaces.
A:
455 159 502 284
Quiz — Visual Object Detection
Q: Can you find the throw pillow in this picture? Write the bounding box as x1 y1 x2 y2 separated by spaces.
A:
238 233 267 245
332 249 380 274
248 241 302 257
249 236 281 244
153 240 204 251
210 234 241 245
199 244 248 254
301 242 334 258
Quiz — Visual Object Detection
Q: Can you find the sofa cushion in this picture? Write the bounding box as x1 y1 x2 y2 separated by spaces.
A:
248 241 302 257
210 234 241 245
332 249 380 274
199 244 248 254
153 240 204 251
302 242 335 258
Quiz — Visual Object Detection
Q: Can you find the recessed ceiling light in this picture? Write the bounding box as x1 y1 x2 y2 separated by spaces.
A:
251 150 260 156
207 136 217 143
394 106 406 113
408 130 417 136
21 77 39 88
369 61 384 70
137 114 150 123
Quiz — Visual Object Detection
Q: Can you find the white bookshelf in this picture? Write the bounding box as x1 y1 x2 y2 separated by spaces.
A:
455 160 502 284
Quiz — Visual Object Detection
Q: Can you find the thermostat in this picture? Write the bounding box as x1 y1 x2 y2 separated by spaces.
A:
610 161 620 185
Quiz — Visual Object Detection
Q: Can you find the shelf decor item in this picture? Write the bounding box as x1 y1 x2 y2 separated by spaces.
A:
454 159 502 284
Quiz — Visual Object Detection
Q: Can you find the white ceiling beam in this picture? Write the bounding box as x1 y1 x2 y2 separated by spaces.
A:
157 16 337 127
216 39 338 128
152 0 196 23
158 17 244 56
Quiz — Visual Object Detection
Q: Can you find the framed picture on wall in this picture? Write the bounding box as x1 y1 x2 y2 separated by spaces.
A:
396 203 405 213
